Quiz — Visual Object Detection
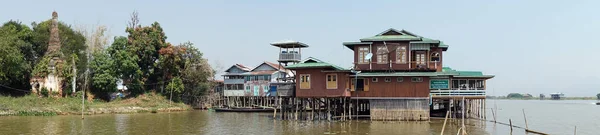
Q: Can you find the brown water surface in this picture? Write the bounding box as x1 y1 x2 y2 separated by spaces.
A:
1 100 597 135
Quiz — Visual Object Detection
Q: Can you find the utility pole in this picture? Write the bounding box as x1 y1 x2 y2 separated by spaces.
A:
169 79 173 113
72 55 76 94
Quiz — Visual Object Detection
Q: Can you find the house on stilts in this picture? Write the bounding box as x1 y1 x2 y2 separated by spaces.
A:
221 41 304 108
284 28 494 121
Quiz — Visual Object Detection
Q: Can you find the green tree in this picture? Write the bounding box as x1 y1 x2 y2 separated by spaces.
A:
507 93 524 99
90 51 118 96
108 36 143 95
0 21 34 94
597 93 600 100
166 77 184 102
178 42 214 100
125 22 168 93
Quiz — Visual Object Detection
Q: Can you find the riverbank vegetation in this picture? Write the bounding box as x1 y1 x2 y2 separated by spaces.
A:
0 11 214 116
0 92 190 116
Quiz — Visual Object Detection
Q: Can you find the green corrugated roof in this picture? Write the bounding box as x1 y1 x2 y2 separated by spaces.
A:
354 72 440 77
442 67 494 78
410 37 440 44
286 57 346 70
344 28 450 51
360 35 421 42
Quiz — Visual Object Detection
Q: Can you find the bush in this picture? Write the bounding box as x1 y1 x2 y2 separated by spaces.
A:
40 87 49 97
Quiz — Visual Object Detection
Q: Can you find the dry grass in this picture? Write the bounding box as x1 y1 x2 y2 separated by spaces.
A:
0 92 190 116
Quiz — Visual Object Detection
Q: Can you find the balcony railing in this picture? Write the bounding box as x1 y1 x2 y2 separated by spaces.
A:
430 90 486 97
410 61 440 70
224 79 245 84
279 53 301 62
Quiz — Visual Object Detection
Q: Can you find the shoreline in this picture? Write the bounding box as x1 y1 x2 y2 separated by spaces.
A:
0 106 191 116
0 92 193 116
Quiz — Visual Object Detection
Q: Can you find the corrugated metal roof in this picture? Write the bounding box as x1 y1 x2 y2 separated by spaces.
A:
270 40 309 48
352 72 439 77
286 57 346 70
410 43 431 51
360 35 421 42
344 28 451 51
352 67 493 78
242 70 277 75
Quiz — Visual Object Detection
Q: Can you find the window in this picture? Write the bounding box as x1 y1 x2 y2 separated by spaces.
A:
411 77 423 82
358 47 370 63
459 80 467 90
245 86 251 92
396 46 407 63
372 77 378 82
451 79 485 90
351 78 365 91
397 77 403 82
431 52 440 62
377 46 389 63
326 74 338 89
415 53 425 65
452 80 459 89
475 80 484 89
263 85 269 92
385 77 391 82
468 80 476 89
300 74 311 89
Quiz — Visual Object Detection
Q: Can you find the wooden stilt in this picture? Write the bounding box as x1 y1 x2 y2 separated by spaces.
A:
441 110 449 135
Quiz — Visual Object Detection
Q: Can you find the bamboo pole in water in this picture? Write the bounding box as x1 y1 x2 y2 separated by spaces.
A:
440 110 449 135
461 97 466 135
522 109 528 130
509 119 513 133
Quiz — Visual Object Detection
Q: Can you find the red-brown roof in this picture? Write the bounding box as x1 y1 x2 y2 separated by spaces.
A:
244 70 277 75
264 61 290 72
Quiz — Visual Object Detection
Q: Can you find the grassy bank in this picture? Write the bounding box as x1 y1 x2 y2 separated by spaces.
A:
0 92 191 116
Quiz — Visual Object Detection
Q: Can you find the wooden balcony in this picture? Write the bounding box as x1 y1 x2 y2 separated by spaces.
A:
410 61 441 71
224 79 244 84
278 53 301 62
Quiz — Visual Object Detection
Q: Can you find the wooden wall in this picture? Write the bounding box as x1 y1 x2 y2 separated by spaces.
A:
352 76 430 97
295 68 350 98
352 42 443 72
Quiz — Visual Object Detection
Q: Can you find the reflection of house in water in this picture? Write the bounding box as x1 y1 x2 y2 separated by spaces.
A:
549 93 564 100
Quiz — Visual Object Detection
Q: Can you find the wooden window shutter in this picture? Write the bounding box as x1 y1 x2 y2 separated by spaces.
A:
364 79 370 91
350 78 355 91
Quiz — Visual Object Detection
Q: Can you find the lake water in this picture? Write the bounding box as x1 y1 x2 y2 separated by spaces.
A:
0 100 598 135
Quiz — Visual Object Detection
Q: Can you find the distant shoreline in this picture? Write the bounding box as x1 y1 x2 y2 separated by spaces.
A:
487 97 597 100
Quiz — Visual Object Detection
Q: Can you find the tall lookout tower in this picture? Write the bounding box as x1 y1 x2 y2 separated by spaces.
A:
271 40 309 66
270 40 308 97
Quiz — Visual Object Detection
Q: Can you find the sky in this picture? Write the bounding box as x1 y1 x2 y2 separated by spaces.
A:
2 0 599 96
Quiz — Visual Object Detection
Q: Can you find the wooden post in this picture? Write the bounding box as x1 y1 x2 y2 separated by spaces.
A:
522 109 529 130
327 99 331 121
273 98 277 119
440 110 449 135
295 98 298 120
509 119 513 133
490 108 496 123
461 97 466 135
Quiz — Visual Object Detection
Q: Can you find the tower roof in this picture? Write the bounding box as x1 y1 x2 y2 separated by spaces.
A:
270 40 309 48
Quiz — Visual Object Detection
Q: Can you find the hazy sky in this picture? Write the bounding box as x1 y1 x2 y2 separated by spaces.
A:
2 0 599 96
